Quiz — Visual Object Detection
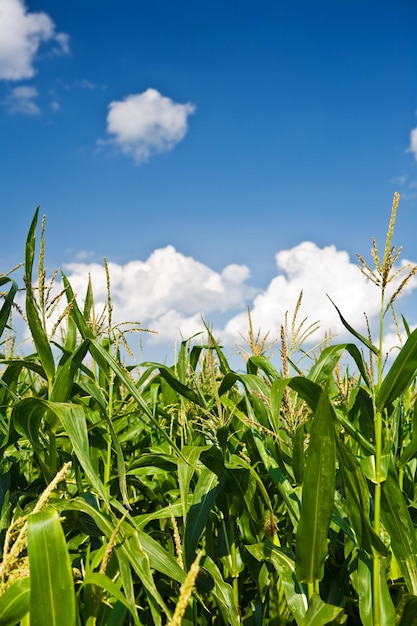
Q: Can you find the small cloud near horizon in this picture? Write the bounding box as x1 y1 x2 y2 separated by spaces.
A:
43 241 417 356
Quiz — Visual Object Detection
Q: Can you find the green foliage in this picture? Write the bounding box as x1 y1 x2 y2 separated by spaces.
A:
2 199 417 625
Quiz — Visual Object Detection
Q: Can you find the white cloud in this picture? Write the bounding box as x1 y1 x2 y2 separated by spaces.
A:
5 85 40 114
104 88 196 164
60 246 252 342
410 127 417 160
223 242 417 347
31 242 417 363
0 0 69 81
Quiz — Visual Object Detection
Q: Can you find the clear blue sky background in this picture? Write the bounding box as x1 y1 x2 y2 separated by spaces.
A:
2 0 417 360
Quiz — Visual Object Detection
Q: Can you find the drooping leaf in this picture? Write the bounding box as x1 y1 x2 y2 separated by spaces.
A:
327 295 380 356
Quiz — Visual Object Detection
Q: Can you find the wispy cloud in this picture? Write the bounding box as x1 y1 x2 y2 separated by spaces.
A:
0 0 69 81
102 88 196 164
410 126 417 160
5 85 40 115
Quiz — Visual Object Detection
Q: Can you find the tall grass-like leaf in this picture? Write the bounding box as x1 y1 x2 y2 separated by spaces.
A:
351 554 395 625
376 327 417 411
142 363 206 407
381 464 417 595
59 498 173 621
50 340 90 402
0 577 30 626
178 445 209 524
247 542 308 624
25 292 56 382
251 426 300 525
336 440 388 556
27 508 76 626
295 386 336 583
327 295 380 356
13 398 110 505
24 208 38 277
24 209 55 383
0 277 17 341
200 556 241 626
308 343 370 388
184 468 222 568
246 355 281 381
80 573 140 626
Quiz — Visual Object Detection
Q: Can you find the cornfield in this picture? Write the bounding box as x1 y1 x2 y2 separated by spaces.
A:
2 195 417 625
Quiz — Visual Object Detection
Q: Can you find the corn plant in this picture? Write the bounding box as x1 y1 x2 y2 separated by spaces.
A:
2 198 417 625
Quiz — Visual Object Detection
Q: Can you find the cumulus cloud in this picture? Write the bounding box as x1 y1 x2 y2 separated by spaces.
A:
0 0 69 81
104 88 196 164
60 246 253 342
34 242 417 362
223 241 417 346
5 85 40 114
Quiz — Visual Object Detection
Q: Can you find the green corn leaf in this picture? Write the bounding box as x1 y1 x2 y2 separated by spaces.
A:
247 542 308 624
401 315 411 338
288 376 322 411
0 277 17 341
398 435 417 470
308 343 370 387
178 445 209 524
61 272 95 340
142 363 206 407
351 553 395 625
184 468 222 568
50 340 90 402
80 573 140 626
395 594 417 625
376 326 417 412
25 288 55 383
27 508 76 626
327 295 380 356
58 498 173 621
336 440 388 556
23 209 55 383
381 463 417 595
298 593 345 626
295 385 336 583
13 398 109 505
200 556 241 626
203 322 231 374
218 372 240 396
246 355 281 381
0 577 30 626
24 207 39 278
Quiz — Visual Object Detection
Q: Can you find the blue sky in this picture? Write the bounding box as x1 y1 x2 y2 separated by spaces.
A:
2 0 417 363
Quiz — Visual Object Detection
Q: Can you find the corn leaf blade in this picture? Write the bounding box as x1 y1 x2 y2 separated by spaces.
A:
295 386 336 583
27 508 76 626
